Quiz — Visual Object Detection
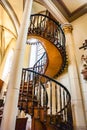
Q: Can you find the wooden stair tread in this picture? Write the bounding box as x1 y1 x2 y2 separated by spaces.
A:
18 99 38 102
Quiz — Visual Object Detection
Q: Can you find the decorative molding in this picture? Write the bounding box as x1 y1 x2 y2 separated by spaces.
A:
35 0 68 23
51 0 87 22
62 23 73 33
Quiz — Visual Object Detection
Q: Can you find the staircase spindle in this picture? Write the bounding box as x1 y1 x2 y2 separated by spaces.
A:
59 87 63 119
37 76 41 119
39 16 42 28
31 72 35 116
63 89 66 121
19 69 26 111
41 80 47 123
33 16 36 31
55 84 58 114
25 72 30 113
59 87 62 110
50 81 53 124
43 17 46 34
37 15 39 28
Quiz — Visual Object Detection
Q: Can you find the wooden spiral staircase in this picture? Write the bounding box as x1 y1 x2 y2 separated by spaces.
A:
0 13 73 130
17 13 73 130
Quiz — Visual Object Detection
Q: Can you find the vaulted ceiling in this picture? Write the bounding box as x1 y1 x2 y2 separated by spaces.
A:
51 0 87 22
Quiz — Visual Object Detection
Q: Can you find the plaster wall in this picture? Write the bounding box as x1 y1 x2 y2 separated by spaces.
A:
72 14 87 123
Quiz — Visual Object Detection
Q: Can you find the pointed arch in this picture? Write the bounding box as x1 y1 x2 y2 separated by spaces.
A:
0 0 20 35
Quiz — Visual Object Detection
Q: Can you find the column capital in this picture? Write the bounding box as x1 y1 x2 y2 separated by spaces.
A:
62 23 73 33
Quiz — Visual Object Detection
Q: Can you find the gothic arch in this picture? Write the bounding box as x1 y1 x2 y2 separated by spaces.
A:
0 0 20 35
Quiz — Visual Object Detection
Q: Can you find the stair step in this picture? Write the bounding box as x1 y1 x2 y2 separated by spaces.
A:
31 118 46 130
20 81 33 85
46 114 63 125
19 93 32 97
33 107 49 122
18 100 38 111
18 98 38 102
20 85 32 89
20 87 32 90
19 90 32 94
46 124 59 130
19 94 37 101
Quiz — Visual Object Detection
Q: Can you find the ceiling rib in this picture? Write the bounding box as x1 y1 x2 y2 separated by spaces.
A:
51 0 87 22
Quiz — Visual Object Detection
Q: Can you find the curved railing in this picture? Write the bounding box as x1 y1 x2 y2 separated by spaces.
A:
19 68 73 129
28 14 67 76
33 52 48 74
18 13 73 129
28 14 65 46
19 51 48 112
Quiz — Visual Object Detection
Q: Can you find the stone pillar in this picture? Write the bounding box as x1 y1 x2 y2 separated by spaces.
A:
23 44 31 68
1 0 33 130
62 24 86 129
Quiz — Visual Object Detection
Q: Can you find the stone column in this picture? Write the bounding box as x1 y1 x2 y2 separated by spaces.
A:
1 0 33 130
62 24 86 129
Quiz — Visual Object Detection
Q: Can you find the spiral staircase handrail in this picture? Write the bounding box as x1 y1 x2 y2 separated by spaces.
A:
22 68 71 113
28 13 67 76
33 52 47 73
29 13 65 46
18 13 73 129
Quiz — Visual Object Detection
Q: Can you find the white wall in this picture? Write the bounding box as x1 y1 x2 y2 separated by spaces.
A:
72 14 87 122
8 0 23 23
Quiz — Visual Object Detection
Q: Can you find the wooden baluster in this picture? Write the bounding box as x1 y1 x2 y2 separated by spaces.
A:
33 16 36 32
63 89 66 121
40 16 43 32
44 17 46 37
20 69 24 85
59 87 61 110
43 84 45 111
59 87 62 118
52 22 55 42
50 81 52 124
37 76 41 119
30 17 33 33
37 15 39 28
66 93 69 122
55 83 58 125
66 93 68 122
25 72 30 113
60 29 62 45
43 78 47 123
55 84 58 114
29 17 32 33
58 29 60 45
20 69 26 111
31 72 35 116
